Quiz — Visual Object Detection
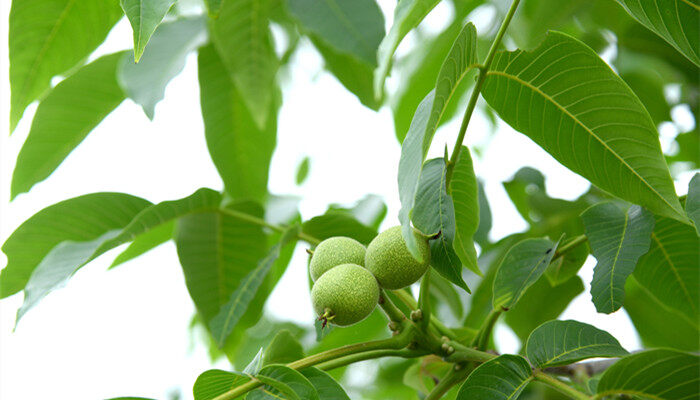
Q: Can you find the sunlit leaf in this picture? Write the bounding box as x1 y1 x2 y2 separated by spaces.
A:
687 173 700 234
9 0 122 130
248 365 319 400
457 355 532 399
526 320 628 368
120 0 176 62
582 202 655 313
481 31 686 223
193 369 249 400
302 214 377 245
11 52 126 198
295 157 310 185
300 368 350 400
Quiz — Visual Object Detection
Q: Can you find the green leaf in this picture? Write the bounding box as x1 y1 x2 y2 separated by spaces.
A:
582 202 655 313
244 348 265 375
633 212 700 326
300 368 350 400
302 214 377 245
109 221 173 269
211 0 278 128
193 369 249 400
474 180 492 246
295 157 310 185
430 271 464 320
287 0 384 66
597 349 700 399
118 16 207 119
624 276 699 351
374 0 440 99
687 173 700 234
203 0 222 16
262 330 304 366
492 238 559 310
327 195 387 231
9 0 123 131
505 275 584 342
11 52 126 198
544 240 588 286
204 224 298 347
614 0 699 66
248 365 319 400
412 158 469 291
503 167 546 225
0 193 151 298
450 146 481 275
456 355 533 400
198 44 278 201
526 320 628 368
120 0 176 62
481 31 687 223
398 22 479 260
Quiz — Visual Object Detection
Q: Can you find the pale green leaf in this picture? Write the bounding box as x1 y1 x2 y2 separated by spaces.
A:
300 368 350 400
582 202 655 313
633 212 700 326
456 355 532 400
450 146 481 275
248 365 319 400
597 349 700 399
295 157 310 185
203 0 222 16
687 173 700 234
11 52 126 198
287 0 384 66
120 0 176 62
118 16 207 119
211 0 278 128
9 0 122 130
0 193 151 298
412 158 469 291
198 44 278 201
398 22 479 260
481 31 687 223
492 238 559 310
301 214 377 245
526 320 628 368
244 348 264 375
327 195 387 231
208 227 298 347
263 330 304 366
614 0 699 66
109 221 173 269
374 0 440 99
193 369 249 400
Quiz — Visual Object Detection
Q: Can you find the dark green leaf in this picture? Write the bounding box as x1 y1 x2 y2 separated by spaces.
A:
248 365 319 400
430 272 464 320
503 167 546 224
505 275 584 342
619 68 672 125
300 368 350 400
457 355 532 400
544 240 588 286
412 158 469 291
687 173 700 233
295 157 310 185
481 31 687 223
374 0 440 99
450 146 481 275
11 53 126 198
492 238 559 310
198 44 278 201
211 0 278 128
634 213 700 325
597 349 700 399
302 214 377 245
9 0 122 130
263 330 304 366
614 0 699 66
474 180 492 245
120 0 176 62
193 369 249 400
208 226 298 347
526 320 628 368
0 193 151 298
118 16 207 119
398 22 479 260
287 0 384 66
582 202 655 313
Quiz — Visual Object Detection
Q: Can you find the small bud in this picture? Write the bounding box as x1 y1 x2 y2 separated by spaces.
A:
388 321 400 331
410 309 423 321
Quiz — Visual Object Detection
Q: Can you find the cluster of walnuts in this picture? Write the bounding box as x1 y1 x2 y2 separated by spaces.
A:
309 226 431 327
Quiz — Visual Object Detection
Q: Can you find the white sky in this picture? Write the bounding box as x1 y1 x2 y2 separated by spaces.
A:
0 1 695 399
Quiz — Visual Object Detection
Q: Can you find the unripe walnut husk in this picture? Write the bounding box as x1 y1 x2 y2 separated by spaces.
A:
311 263 379 326
365 226 430 289
309 236 366 281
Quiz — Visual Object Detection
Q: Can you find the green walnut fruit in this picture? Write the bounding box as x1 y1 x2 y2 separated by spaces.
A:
365 226 430 289
311 263 379 326
309 236 366 281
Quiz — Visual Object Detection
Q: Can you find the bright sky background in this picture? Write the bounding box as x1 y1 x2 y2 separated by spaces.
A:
0 1 695 399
